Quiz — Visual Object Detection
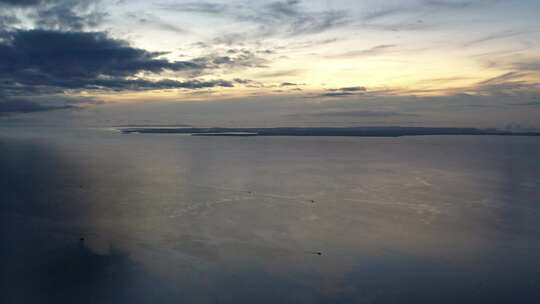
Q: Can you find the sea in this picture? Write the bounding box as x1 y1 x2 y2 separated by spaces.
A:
1 125 539 303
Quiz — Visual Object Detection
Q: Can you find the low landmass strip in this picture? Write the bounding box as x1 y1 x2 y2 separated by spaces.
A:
120 127 540 137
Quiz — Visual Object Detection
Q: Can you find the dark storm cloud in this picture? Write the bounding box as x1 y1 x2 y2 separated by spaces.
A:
0 0 258 114
159 0 349 38
0 29 235 114
0 30 210 90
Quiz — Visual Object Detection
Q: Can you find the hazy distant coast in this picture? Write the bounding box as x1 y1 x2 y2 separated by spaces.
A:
120 127 540 137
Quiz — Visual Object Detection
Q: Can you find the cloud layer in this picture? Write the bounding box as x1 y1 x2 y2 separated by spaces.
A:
0 1 239 113
0 0 539 119
159 0 349 39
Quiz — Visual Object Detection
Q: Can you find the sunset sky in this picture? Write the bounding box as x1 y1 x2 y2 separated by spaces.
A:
0 0 539 127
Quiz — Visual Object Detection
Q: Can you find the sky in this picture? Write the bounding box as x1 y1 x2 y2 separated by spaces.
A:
0 0 539 128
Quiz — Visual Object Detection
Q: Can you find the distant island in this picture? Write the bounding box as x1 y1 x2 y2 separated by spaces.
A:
120 127 540 137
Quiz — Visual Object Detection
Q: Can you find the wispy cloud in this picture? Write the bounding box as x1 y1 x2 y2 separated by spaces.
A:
474 72 540 95
319 86 367 97
159 2 227 14
512 59 540 72
255 69 304 78
362 0 501 21
359 0 502 32
159 0 349 38
463 30 526 47
326 44 396 59
126 12 186 33
328 86 367 92
192 49 270 72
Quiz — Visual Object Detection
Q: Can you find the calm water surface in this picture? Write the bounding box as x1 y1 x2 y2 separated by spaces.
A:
1 127 540 303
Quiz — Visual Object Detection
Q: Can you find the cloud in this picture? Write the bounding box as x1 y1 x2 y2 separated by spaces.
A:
364 20 432 32
0 0 43 6
422 0 499 10
126 12 186 34
512 101 540 106
326 44 396 58
233 78 266 88
85 78 234 91
255 69 303 78
35 1 106 31
0 30 200 81
470 54 540 95
0 14 19 29
193 49 270 71
463 30 525 47
336 86 367 92
360 0 501 31
364 0 501 20
0 99 73 114
306 110 418 118
361 7 405 22
478 72 523 86
318 86 367 97
280 82 300 87
0 0 107 31
0 29 236 99
319 92 356 97
512 59 540 72
160 0 349 38
464 72 540 96
161 2 227 14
